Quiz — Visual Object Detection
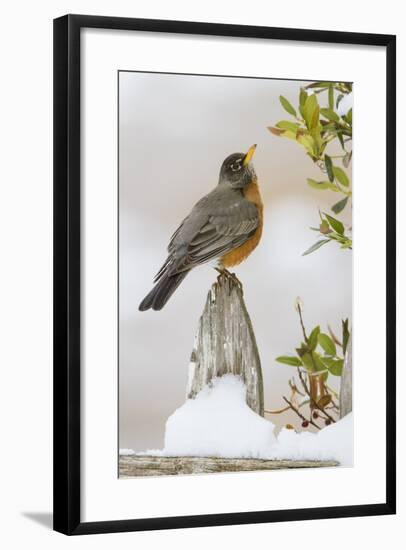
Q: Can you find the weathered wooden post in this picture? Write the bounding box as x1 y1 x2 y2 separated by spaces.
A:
186 273 264 416
339 335 352 418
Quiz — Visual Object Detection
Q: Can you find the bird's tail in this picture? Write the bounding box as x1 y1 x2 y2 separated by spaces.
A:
138 271 189 311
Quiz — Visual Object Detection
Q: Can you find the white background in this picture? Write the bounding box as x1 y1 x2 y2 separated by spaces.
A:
0 0 402 548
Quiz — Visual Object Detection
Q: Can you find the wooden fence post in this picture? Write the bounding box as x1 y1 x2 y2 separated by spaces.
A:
340 335 352 418
186 273 264 416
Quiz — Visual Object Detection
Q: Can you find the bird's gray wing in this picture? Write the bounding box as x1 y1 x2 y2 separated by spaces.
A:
154 192 259 280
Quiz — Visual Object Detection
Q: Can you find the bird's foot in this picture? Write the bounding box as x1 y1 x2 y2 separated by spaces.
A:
229 271 243 291
215 268 243 290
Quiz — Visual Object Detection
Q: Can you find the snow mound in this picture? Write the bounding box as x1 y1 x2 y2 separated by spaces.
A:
268 413 353 466
164 374 277 459
130 374 353 466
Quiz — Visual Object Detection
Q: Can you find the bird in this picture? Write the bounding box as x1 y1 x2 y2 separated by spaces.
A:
139 144 263 311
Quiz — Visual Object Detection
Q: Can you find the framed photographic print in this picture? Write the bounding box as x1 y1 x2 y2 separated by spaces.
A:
53 14 396 535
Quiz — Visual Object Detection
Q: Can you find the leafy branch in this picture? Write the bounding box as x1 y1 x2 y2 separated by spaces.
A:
268 81 353 255
303 211 352 255
266 298 350 430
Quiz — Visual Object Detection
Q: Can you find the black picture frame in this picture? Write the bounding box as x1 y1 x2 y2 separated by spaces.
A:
53 14 396 535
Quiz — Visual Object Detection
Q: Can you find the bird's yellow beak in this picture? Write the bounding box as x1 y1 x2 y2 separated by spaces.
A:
243 144 257 166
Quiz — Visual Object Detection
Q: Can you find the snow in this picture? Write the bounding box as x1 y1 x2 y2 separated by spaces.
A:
129 375 353 466
164 375 276 458
269 413 353 466
119 448 135 456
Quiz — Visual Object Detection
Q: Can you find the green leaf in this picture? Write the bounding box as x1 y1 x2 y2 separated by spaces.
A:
297 134 316 156
279 95 297 117
331 196 349 214
320 108 340 122
328 85 334 110
324 154 334 182
337 131 345 150
343 151 352 168
340 239 352 249
299 88 307 118
305 81 332 89
318 333 337 356
343 108 352 124
303 94 319 129
333 166 350 187
320 121 336 130
307 178 334 190
329 360 343 376
281 130 298 141
299 88 307 108
328 233 342 242
276 120 300 132
296 344 309 358
276 356 302 366
301 352 315 371
312 353 328 372
302 239 330 256
336 93 344 108
325 213 345 235
310 104 320 129
308 326 320 351
321 357 343 376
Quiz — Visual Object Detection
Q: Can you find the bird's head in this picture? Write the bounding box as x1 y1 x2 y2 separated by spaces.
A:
218 144 257 189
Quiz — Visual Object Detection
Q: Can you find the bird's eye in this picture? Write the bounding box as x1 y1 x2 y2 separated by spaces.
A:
230 160 242 172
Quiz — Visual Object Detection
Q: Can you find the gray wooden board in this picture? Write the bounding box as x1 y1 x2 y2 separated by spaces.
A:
119 455 339 477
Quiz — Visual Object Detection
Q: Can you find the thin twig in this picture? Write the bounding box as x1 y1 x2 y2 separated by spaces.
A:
264 405 291 415
296 304 308 342
282 396 321 430
313 399 336 423
295 308 321 374
289 378 305 397
297 368 310 395
326 384 340 400
265 396 309 415
327 324 343 348
330 399 339 410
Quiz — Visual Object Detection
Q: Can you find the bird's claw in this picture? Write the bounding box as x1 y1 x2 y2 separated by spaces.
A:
215 268 243 291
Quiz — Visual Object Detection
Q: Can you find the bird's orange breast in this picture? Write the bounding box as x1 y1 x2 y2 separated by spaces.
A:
220 178 264 268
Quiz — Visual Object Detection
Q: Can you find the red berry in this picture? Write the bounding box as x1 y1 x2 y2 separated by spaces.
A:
325 419 331 426
313 411 319 419
302 420 309 428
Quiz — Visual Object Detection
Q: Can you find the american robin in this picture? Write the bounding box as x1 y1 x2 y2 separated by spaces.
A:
139 144 263 311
